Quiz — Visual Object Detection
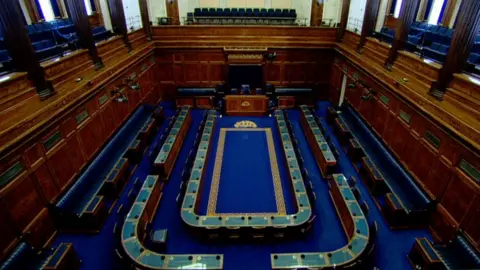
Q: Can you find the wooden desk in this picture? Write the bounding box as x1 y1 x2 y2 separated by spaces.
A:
225 95 269 116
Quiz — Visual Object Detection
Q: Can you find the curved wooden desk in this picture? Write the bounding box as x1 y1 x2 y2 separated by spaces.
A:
271 174 370 268
121 175 223 269
180 110 313 230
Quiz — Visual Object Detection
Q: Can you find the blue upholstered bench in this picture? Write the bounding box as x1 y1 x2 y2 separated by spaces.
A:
340 106 432 227
275 88 313 96
0 243 48 270
436 235 480 269
177 88 216 96
54 105 156 230
0 242 78 270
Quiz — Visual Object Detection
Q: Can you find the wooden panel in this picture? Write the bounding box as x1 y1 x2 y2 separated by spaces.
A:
0 173 44 232
209 63 224 83
440 170 479 223
99 100 117 139
22 208 55 249
430 204 458 243
461 196 480 251
225 95 269 116
424 158 453 200
0 202 18 261
47 141 77 190
33 163 60 204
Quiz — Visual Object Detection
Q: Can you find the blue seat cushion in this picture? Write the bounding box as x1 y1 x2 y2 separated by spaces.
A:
0 50 10 62
275 88 313 95
56 105 154 216
0 243 49 270
341 106 431 213
178 88 216 96
436 235 480 269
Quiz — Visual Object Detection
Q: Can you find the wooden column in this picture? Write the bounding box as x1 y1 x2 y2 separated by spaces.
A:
166 0 180 25
430 0 480 100
417 0 428 21
384 0 420 69
0 0 54 99
310 0 324 27
108 0 132 51
357 0 381 52
65 0 104 70
139 0 152 40
337 0 351 41
441 0 458 27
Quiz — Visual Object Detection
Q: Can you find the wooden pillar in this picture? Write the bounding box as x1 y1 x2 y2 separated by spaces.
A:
166 0 180 25
139 0 152 40
384 0 420 69
441 0 458 27
108 0 132 51
65 0 104 70
337 0 351 41
417 0 428 21
430 0 480 100
0 0 54 99
358 0 381 52
310 0 324 27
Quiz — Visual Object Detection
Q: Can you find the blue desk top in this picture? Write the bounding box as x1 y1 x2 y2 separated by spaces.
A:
299 106 337 165
271 174 369 268
155 106 190 165
122 174 223 269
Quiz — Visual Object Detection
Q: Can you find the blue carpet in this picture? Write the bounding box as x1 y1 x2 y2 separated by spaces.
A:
49 102 433 270
199 116 296 215
215 130 279 214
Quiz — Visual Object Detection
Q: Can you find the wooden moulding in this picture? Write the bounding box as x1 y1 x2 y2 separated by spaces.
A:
97 36 125 59
151 26 338 49
395 50 441 88
41 49 92 86
0 72 36 113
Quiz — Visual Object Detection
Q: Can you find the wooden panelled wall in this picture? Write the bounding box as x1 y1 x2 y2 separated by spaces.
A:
330 55 480 252
0 39 160 260
156 48 334 99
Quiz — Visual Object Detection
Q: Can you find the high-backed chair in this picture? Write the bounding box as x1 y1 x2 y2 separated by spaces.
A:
239 8 246 17
194 8 201 17
260 8 268 17
267 8 275 17
246 8 253 17
223 8 231 16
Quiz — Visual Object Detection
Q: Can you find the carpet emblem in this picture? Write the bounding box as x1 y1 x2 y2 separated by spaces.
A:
234 120 258 128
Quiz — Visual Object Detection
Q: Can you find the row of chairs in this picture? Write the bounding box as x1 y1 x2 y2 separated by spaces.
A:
376 24 480 72
188 8 298 25
193 8 296 18
0 21 112 73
